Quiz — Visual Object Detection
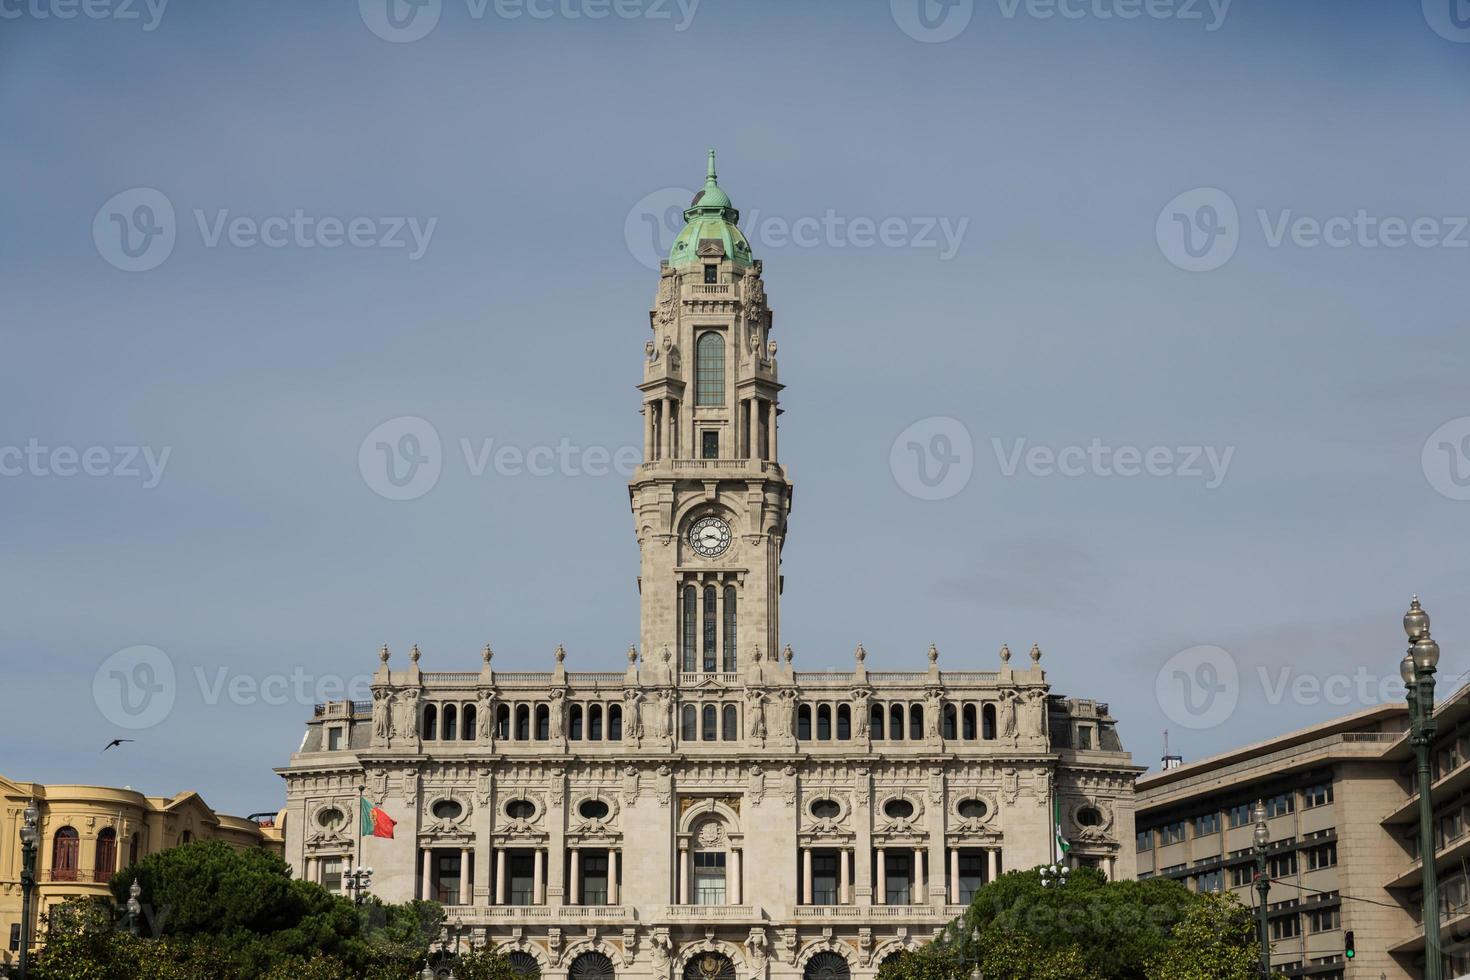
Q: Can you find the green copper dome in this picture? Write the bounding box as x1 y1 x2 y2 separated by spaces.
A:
668 150 755 269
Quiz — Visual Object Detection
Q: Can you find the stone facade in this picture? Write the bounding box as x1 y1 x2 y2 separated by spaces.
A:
278 154 1139 979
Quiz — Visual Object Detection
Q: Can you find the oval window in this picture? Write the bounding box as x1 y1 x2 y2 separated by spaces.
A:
1077 806 1103 827
316 807 343 828
883 799 915 820
432 800 463 821
506 799 536 820
810 799 840 819
958 799 988 820
579 799 610 820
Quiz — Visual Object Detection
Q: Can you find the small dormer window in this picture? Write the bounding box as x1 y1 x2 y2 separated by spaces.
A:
327 727 342 751
704 264 718 284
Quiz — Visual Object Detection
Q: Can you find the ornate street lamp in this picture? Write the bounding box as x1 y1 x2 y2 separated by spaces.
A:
1251 799 1270 977
343 864 374 905
1404 596 1443 980
18 802 38 980
126 879 142 937
1038 862 1069 888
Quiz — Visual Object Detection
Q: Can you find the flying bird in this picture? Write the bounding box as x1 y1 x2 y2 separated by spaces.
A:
102 739 134 752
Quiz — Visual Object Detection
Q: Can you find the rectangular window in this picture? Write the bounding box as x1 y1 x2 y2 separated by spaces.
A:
702 587 717 672
1268 852 1298 878
1308 907 1341 932
1227 802 1251 828
1194 812 1221 837
1136 830 1152 852
694 851 726 906
1194 869 1223 894
958 851 985 904
1303 783 1333 808
327 727 342 751
695 332 725 406
582 853 609 906
1265 793 1295 819
1270 914 1302 941
704 264 718 283
1306 843 1337 871
1077 726 1093 749
11 923 21 952
510 853 535 906
884 852 913 905
1231 864 1253 887
681 586 696 673
702 430 719 459
812 852 839 905
1160 821 1186 846
435 851 462 905
321 857 343 893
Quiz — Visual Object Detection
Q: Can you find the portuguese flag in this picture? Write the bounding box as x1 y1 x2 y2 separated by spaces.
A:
361 798 395 839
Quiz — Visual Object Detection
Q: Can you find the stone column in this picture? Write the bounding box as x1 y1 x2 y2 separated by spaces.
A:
609 849 620 905
460 848 471 905
730 848 741 905
645 404 656 461
496 848 507 904
768 399 778 462
913 847 925 905
950 848 960 904
304 856 315 884
421 849 433 901
662 398 673 459
840 848 851 905
570 847 581 905
746 399 756 460
987 848 998 885
802 847 813 905
876 847 886 905
533 847 545 905
679 845 690 905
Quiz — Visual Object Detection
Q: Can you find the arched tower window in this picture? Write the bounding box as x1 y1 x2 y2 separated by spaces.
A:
461 704 477 740
588 703 603 740
722 585 737 672
909 704 923 740
871 705 885 740
696 332 725 406
722 703 738 740
816 704 832 740
95 828 117 880
52 827 80 881
943 703 958 740
702 704 717 741
963 704 977 740
442 704 457 741
570 704 584 741
515 704 530 740
836 704 851 740
889 704 905 740
805 952 851 980
423 704 438 741
797 704 813 741
535 704 550 740
682 704 698 741
702 586 717 671
982 703 997 740
681 586 697 673
608 704 623 740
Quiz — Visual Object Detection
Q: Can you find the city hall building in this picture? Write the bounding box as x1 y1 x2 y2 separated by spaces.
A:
278 154 1140 980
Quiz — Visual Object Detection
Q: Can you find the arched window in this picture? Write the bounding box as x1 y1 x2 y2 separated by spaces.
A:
816 704 832 740
423 704 438 741
570 704 584 741
871 704 885 740
682 586 697 673
943 703 958 740
804 952 851 980
963 704 977 740
702 586 717 672
797 704 813 741
608 704 623 741
461 704 477 741
570 951 616 980
722 704 738 741
702 704 717 741
589 704 603 740
442 704 457 741
982 703 997 740
684 952 735 980
52 827 79 880
128 832 140 866
836 704 851 740
535 704 550 741
507 951 542 979
95 828 117 881
722 586 737 672
889 704 905 740
696 331 725 406
909 704 923 740
682 704 698 741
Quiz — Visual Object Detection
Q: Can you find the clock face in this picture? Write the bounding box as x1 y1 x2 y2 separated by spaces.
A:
689 516 732 558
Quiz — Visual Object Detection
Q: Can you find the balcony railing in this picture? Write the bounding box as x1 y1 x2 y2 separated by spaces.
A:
663 905 757 921
442 905 630 923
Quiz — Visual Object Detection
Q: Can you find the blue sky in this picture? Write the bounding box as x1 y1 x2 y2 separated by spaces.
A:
3 0 1470 816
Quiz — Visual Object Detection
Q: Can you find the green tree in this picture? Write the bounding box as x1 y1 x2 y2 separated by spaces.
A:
1145 893 1275 980
450 946 527 980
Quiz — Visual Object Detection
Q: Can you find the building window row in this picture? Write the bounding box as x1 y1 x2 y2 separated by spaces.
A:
681 702 741 742
487 702 625 742
48 826 140 882
680 583 737 673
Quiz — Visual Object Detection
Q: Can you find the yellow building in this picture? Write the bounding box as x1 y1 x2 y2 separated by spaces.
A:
0 773 283 969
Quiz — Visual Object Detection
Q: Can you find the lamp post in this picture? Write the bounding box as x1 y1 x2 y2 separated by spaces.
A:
958 924 983 980
126 880 142 937
1038 862 1069 888
17 802 38 980
343 864 374 905
1403 595 1443 980
1251 799 1270 978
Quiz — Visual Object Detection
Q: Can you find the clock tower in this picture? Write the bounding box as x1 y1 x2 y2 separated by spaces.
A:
630 151 791 676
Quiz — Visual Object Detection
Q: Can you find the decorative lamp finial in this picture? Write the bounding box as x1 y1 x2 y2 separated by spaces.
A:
409 644 421 664
707 148 717 184
928 643 939 664
379 644 390 664
999 644 1011 663
1029 644 1042 663
1405 595 1430 640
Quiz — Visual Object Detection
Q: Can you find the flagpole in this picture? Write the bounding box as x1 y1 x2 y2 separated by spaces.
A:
356 781 365 872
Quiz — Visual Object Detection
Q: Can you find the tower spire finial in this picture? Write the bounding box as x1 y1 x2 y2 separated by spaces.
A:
707 148 717 184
